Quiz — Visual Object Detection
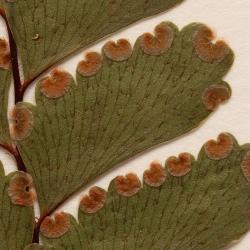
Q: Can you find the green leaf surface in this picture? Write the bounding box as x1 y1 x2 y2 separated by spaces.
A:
24 243 54 250
16 22 234 214
4 0 184 81
0 164 35 250
0 68 11 144
41 134 250 250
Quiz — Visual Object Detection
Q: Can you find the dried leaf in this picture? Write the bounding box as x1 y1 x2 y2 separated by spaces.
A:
16 22 234 214
24 243 54 250
4 0 185 81
41 134 250 250
0 64 12 144
0 163 35 250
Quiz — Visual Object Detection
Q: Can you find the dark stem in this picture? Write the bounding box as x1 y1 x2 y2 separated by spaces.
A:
1 7 57 244
21 71 43 97
1 6 94 244
32 216 44 243
0 8 93 242
0 143 26 172
0 7 73 243
0 8 22 103
0 9 26 171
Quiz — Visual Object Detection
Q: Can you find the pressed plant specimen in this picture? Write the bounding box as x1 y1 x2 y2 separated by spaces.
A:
0 1 249 249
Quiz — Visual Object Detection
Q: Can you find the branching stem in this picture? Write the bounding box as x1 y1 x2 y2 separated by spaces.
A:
0 9 26 172
0 7 58 244
0 8 22 103
0 6 83 244
1 7 84 243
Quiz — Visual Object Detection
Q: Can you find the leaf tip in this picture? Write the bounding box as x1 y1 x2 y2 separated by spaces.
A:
204 133 234 160
80 186 107 214
8 171 37 207
115 173 141 197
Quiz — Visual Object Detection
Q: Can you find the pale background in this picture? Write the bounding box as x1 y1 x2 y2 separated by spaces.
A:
0 0 250 249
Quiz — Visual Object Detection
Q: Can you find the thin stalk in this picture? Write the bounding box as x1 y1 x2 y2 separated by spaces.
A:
0 9 26 172
0 8 22 103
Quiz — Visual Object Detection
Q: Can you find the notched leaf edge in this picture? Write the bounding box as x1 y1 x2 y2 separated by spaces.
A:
15 21 234 215
39 132 250 250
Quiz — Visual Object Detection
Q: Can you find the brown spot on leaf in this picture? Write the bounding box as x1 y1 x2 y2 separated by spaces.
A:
80 186 107 214
202 84 231 111
140 22 174 55
166 153 193 177
193 26 230 63
9 103 33 141
241 151 250 182
8 171 36 206
144 161 166 187
40 212 70 238
0 38 11 69
103 39 132 61
204 133 234 160
39 69 71 98
77 52 102 77
115 173 141 197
